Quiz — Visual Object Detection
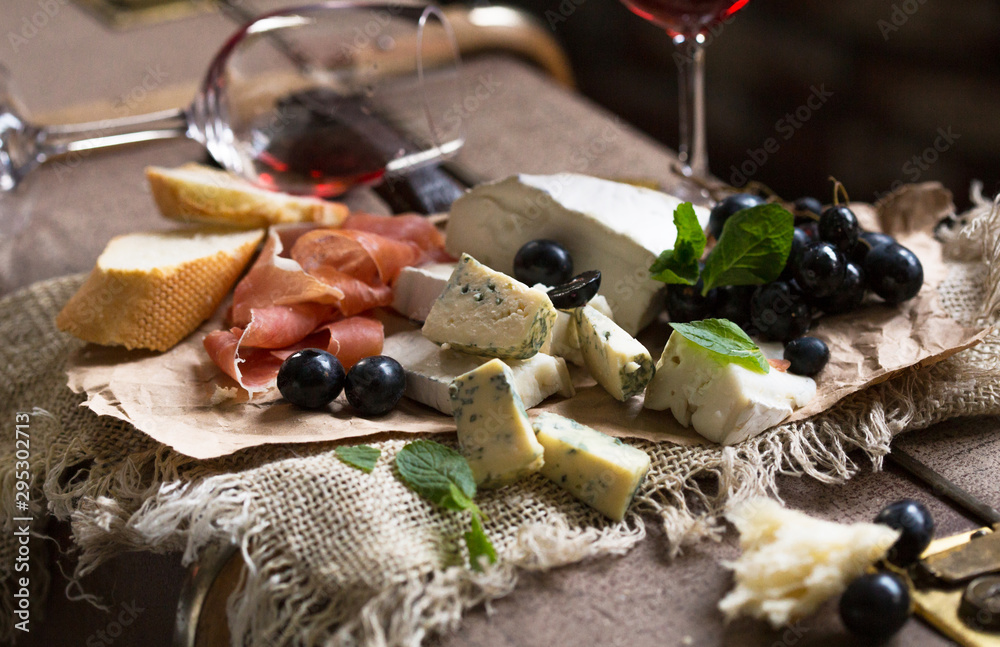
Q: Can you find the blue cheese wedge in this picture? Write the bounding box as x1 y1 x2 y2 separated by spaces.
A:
644 332 816 445
446 174 709 334
449 359 546 488
391 262 456 321
539 293 614 367
531 412 650 521
574 305 654 401
382 329 573 414
422 254 557 360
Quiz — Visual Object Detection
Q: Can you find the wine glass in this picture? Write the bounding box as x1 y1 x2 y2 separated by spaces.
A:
618 0 749 195
0 1 464 198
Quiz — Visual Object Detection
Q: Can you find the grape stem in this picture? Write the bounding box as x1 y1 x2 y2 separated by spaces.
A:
828 176 851 206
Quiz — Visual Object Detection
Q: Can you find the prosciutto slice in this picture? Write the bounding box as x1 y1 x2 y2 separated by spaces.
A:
205 214 447 395
205 317 384 393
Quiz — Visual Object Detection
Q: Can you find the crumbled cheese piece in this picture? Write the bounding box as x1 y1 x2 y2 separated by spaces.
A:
719 499 900 628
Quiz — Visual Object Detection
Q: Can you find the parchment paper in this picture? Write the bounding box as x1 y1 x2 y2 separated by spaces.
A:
65 191 988 459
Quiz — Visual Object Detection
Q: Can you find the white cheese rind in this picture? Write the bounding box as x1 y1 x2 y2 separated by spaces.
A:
532 412 650 521
574 305 654 401
382 329 573 414
422 254 557 359
644 333 816 445
719 499 900 628
391 262 456 321
449 359 546 488
445 173 709 334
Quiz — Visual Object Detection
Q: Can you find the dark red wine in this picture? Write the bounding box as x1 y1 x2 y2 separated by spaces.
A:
251 90 391 197
621 0 748 36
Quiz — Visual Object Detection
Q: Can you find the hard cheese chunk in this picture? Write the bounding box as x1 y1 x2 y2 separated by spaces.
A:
449 359 545 487
382 329 573 414
391 262 456 321
423 254 557 359
532 412 650 521
719 499 900 628
575 305 654 401
644 332 816 445
539 294 614 367
446 174 709 334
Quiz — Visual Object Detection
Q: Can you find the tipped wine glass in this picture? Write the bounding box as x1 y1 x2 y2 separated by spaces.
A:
618 0 749 198
0 1 464 198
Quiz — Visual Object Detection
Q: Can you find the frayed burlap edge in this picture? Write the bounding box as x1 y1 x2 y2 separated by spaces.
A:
2 185 999 646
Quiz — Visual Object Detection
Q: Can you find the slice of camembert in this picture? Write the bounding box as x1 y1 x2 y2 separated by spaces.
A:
532 412 650 521
382 329 573 414
575 305 654 401
446 174 709 334
391 262 456 322
422 254 557 360
644 332 816 445
449 359 546 488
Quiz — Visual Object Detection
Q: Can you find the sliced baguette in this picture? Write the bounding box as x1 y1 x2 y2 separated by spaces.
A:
146 163 349 228
56 228 266 351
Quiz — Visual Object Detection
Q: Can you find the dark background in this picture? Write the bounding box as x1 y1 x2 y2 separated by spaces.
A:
494 0 1000 210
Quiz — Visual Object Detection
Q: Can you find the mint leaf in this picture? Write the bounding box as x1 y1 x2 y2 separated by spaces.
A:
395 440 497 569
670 318 769 374
335 445 381 473
465 512 497 572
650 202 707 285
395 440 477 510
700 203 793 295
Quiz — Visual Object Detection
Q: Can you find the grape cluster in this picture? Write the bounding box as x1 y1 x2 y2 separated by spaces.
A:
666 194 926 377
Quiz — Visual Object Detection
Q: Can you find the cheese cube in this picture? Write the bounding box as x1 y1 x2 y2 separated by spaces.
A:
449 359 546 487
382 329 573 414
574 305 654 401
644 332 816 445
532 412 650 521
422 254 557 360
391 262 456 321
540 294 614 367
446 174 709 334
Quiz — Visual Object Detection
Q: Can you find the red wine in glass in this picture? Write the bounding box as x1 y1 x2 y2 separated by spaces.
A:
252 90 390 198
621 0 748 36
619 0 750 195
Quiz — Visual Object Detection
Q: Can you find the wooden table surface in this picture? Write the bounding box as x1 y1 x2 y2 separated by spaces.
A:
3 1 997 646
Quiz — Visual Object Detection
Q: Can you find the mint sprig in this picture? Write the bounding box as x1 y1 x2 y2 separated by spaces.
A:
649 201 794 296
335 445 381 473
649 202 706 285
395 440 497 571
670 318 770 374
700 203 793 295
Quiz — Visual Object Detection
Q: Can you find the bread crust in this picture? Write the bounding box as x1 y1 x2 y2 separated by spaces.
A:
146 163 349 228
56 229 265 351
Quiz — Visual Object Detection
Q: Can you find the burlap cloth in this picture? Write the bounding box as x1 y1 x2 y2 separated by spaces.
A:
0 183 997 646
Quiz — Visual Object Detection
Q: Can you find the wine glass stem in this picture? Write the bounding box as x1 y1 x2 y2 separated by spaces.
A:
672 35 707 178
35 107 190 161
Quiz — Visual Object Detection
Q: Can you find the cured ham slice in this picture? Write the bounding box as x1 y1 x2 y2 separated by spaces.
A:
205 317 384 393
206 214 448 395
204 328 285 393
341 212 450 261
